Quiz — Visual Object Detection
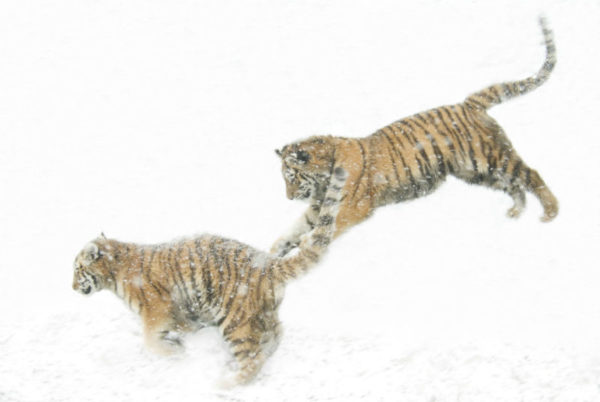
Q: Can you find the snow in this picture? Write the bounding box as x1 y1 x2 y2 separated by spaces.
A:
1 0 600 401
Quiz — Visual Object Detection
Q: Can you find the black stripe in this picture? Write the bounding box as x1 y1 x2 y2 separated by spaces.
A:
350 140 367 200
415 156 434 190
439 107 468 161
389 124 411 150
222 249 242 315
414 113 429 126
486 152 497 177
189 241 200 295
204 238 220 306
396 120 419 146
410 118 437 174
254 263 269 306
489 86 501 103
467 98 487 109
525 168 532 187
501 156 510 173
428 133 446 176
451 106 479 172
480 93 496 103
167 246 190 311
136 247 149 306
144 249 160 296
386 124 416 190
460 107 490 175
428 110 458 161
398 153 418 196
512 82 520 95
383 126 405 149
462 106 494 138
213 245 237 319
511 161 522 183
138 287 149 307
176 245 194 311
380 131 404 186
215 242 226 300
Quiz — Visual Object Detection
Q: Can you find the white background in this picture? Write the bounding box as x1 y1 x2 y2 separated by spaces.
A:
1 1 599 401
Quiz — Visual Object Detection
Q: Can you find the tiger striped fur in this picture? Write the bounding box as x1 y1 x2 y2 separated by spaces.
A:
272 17 558 257
72 167 347 386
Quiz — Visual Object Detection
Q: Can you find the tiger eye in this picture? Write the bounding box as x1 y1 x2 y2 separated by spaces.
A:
296 150 310 163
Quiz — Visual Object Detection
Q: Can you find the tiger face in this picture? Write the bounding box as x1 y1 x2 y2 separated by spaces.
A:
72 240 109 295
275 136 336 201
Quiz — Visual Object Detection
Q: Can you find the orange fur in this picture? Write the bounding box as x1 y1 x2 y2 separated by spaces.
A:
272 18 558 257
73 169 347 385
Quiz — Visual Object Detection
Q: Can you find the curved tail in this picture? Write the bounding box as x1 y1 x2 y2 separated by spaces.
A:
465 17 556 110
272 167 347 283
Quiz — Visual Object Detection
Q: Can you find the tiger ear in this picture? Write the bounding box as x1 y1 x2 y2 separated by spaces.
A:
100 232 107 240
275 149 282 157
82 242 100 265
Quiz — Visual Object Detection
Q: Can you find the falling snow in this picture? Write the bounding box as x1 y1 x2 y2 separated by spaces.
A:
1 1 600 402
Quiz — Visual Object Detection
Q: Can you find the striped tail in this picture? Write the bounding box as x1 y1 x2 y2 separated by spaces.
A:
273 167 347 283
465 16 556 110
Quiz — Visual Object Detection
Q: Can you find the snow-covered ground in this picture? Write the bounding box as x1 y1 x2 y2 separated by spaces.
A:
1 0 599 401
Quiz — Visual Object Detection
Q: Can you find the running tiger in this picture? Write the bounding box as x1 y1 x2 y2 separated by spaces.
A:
72 168 347 386
272 18 558 257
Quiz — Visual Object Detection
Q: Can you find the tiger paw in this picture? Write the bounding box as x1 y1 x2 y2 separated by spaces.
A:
270 239 299 257
540 204 558 222
506 206 523 218
540 211 558 222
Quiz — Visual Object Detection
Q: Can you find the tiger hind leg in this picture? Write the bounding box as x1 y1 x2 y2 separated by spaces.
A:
526 168 558 221
490 162 558 222
219 316 282 387
451 156 557 221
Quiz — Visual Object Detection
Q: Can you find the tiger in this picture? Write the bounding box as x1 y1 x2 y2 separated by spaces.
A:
72 167 347 386
272 17 558 257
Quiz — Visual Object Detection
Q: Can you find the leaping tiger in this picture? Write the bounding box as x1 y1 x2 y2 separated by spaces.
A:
272 17 558 257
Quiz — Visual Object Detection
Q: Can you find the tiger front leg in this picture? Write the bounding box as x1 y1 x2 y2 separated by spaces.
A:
141 304 184 356
270 204 320 257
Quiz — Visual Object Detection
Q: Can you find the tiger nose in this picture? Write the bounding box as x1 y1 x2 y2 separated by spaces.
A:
286 188 294 199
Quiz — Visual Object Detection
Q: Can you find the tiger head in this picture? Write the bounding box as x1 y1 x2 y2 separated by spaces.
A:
275 136 336 201
72 234 112 296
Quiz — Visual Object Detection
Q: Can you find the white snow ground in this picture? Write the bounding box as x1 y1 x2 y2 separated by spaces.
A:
1 0 599 401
